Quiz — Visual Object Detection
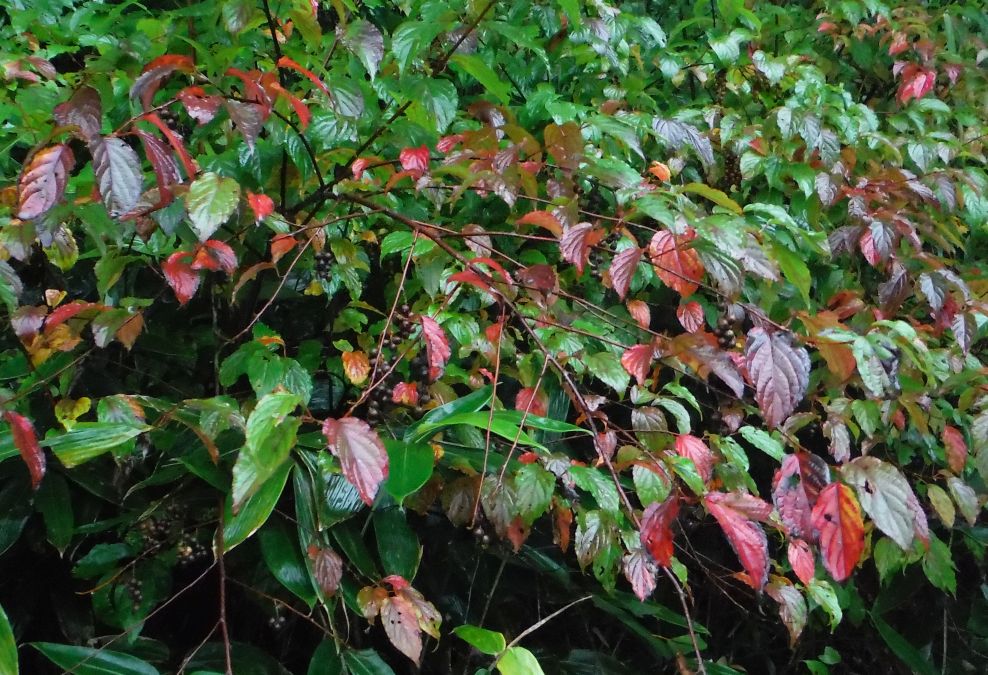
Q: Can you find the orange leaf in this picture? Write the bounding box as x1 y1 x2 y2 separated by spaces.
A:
276 56 330 97
677 301 705 333
516 210 563 237
648 228 704 297
943 425 968 474
627 299 650 329
621 344 653 386
342 351 370 385
811 483 864 582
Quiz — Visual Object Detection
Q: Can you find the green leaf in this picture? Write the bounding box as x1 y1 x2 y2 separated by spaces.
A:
668 454 706 496
922 534 956 595
260 518 316 606
807 579 842 631
587 352 630 395
406 386 492 440
738 426 784 461
224 460 292 552
231 392 300 509
35 472 73 553
373 508 420 580
871 616 937 675
308 640 345 675
32 642 159 675
42 422 150 468
512 464 555 525
343 649 396 675
453 625 506 656
383 440 434 503
0 604 16 675
498 646 546 675
569 466 621 516
408 411 545 449
769 242 812 307
451 54 511 104
185 172 241 242
679 183 742 215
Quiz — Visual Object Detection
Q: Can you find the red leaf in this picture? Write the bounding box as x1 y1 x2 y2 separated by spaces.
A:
621 344 653 387
675 434 714 483
17 144 75 220
142 112 198 179
177 86 222 124
392 382 420 406
382 593 424 664
744 328 811 429
811 483 865 582
896 63 936 104
270 235 296 263
640 496 679 567
322 417 389 505
772 454 821 541
515 387 548 417
608 247 642 299
43 301 100 335
623 547 657 601
705 491 770 590
191 240 237 274
648 229 704 297
131 54 194 110
307 545 343 596
276 56 331 97
677 301 705 333
943 425 967 474
53 86 102 141
560 222 604 274
419 316 451 382
627 300 650 329
436 134 464 153
399 145 430 174
163 252 200 305
787 539 815 585
136 130 181 201
248 192 275 222
516 210 563 237
5 411 45 489
506 516 530 552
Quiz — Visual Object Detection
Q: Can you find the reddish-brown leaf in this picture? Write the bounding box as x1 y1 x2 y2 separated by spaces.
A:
621 344 653 387
943 425 967 474
92 137 144 217
17 144 75 220
419 316 451 381
627 300 650 330
895 62 936 104
677 301 705 333
392 382 419 406
773 454 818 541
811 483 865 582
675 434 714 483
131 54 194 109
399 145 430 174
648 229 704 297
623 547 658 601
162 252 200 305
608 247 642 300
224 100 265 151
553 502 573 553
544 121 583 170
744 328 811 429
516 210 563 237
307 545 343 597
515 387 548 417
136 131 181 202
276 56 331 97
787 538 815 585
189 240 237 274
53 86 102 141
141 112 198 179
560 222 604 274
705 491 770 590
177 86 222 124
640 496 679 567
322 417 389 505
5 411 45 489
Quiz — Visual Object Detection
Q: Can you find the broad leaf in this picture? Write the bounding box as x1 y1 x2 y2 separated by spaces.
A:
419 316 450 381
322 417 389 505
5 411 44 489
811 483 865 582
648 229 704 297
92 137 143 216
640 496 679 567
841 457 921 551
185 171 241 241
705 491 770 590
17 144 74 220
744 328 811 428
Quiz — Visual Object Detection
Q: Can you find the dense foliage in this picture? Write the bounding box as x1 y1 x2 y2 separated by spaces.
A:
1 0 987 673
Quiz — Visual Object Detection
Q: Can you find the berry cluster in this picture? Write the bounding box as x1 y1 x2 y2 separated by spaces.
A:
588 231 621 272
313 249 334 281
124 576 144 612
364 307 432 422
138 516 172 548
721 150 742 192
713 300 745 349
176 535 210 567
268 614 287 630
712 70 728 104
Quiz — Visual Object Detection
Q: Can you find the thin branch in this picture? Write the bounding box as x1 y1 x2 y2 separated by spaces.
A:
490 596 593 669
